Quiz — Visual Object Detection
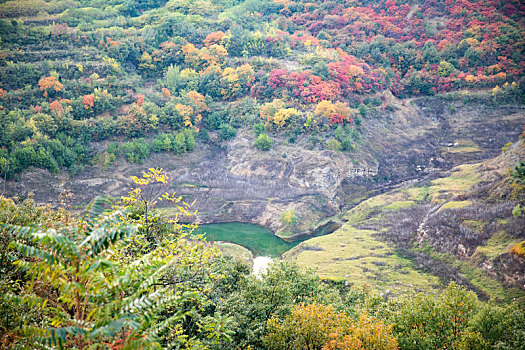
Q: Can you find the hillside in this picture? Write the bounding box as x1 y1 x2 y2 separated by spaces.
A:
1 0 525 348
1 0 524 183
1 0 524 234
285 141 525 302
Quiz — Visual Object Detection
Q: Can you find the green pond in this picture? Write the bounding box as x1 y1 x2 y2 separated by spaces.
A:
196 222 298 257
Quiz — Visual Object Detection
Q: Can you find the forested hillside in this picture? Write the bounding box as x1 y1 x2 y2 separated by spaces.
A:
0 0 524 178
1 0 525 348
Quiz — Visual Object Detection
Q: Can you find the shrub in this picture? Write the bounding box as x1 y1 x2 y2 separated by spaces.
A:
219 123 237 141
511 241 525 257
341 137 355 151
327 139 342 151
512 204 522 218
183 128 196 151
254 133 272 150
252 122 267 137
119 138 151 163
281 208 299 226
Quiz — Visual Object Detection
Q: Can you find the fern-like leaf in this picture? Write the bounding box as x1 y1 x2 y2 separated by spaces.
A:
89 316 141 339
12 241 59 265
80 196 111 231
81 223 138 257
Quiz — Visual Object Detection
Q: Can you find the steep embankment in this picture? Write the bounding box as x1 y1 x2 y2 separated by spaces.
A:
285 141 525 302
5 95 524 237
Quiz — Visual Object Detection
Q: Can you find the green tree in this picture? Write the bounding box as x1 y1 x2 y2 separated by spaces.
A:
212 261 341 349
467 304 525 350
327 139 342 151
281 208 299 226
253 122 267 137
438 60 456 77
4 199 163 348
423 41 440 65
392 282 480 350
121 168 188 246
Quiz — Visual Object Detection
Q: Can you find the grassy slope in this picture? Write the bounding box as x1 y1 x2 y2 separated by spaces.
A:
284 149 525 301
284 188 444 294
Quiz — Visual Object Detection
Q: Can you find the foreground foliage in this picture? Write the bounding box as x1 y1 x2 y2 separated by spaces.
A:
0 193 524 349
2 199 222 349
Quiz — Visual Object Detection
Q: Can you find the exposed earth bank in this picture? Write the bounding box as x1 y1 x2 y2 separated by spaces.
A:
4 97 525 238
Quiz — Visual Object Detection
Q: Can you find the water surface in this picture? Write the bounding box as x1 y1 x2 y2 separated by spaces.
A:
196 222 296 257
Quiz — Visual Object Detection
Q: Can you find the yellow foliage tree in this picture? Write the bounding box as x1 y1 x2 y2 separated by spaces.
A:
348 65 365 80
201 44 228 66
138 52 155 72
273 108 298 127
175 103 194 128
314 100 352 123
220 64 255 99
264 303 398 350
186 90 209 113
260 99 295 127
260 99 298 128
314 99 336 118
174 102 201 132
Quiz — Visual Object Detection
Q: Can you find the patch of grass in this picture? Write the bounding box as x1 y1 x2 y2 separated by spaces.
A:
178 182 208 188
475 231 520 259
416 242 525 303
288 158 520 300
442 146 482 154
497 218 508 225
437 200 473 212
429 163 481 202
405 186 430 202
342 204 377 226
284 223 441 293
441 140 481 154
462 219 487 231
383 200 414 210
276 231 295 239
342 191 412 224
215 242 253 267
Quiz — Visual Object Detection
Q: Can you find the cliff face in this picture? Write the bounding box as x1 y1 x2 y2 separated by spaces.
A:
4 97 525 237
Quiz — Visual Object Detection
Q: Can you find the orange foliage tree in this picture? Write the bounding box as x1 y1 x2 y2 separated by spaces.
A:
186 90 208 113
162 87 171 97
49 100 66 117
38 76 63 97
181 43 201 69
204 31 226 47
82 94 95 109
136 94 145 107
118 104 158 137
